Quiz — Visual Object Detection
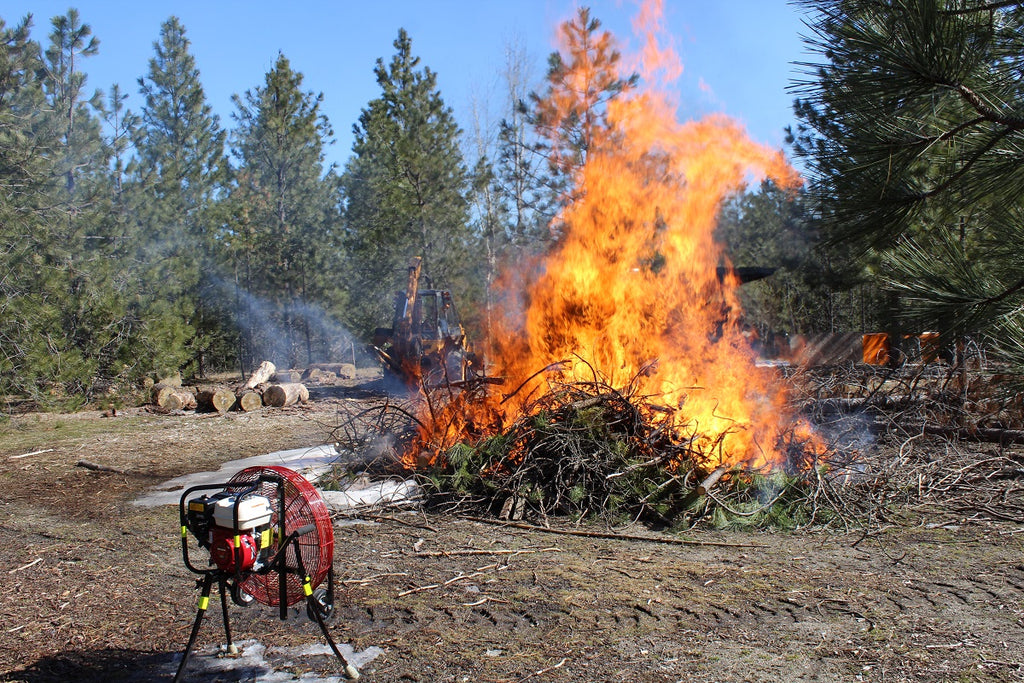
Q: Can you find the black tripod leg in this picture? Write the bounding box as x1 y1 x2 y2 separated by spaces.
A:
304 578 360 680
291 537 359 678
219 580 237 655
326 565 336 611
173 573 215 683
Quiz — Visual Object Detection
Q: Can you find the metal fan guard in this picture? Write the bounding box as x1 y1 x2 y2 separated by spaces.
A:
226 465 334 607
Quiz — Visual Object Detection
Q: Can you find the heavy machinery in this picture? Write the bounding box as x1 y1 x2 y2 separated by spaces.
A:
174 465 359 680
368 259 767 390
372 257 476 389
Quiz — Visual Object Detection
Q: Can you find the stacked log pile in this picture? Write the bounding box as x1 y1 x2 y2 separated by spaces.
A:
239 361 309 410
148 360 311 412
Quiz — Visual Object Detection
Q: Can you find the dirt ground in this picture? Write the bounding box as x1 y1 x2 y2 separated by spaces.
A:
0 377 1022 683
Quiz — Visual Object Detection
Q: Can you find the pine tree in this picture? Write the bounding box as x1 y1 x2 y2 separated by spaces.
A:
229 52 342 369
0 14 51 401
526 7 637 230
340 29 476 338
130 16 229 378
791 0 1024 363
8 10 123 405
492 41 554 254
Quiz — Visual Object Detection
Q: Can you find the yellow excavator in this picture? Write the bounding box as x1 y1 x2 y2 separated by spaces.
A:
371 257 476 389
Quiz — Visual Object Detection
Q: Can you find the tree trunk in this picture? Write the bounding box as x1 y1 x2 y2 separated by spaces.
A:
196 387 236 414
263 382 308 408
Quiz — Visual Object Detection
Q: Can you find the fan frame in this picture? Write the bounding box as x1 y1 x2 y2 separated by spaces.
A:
178 466 335 611
226 465 335 607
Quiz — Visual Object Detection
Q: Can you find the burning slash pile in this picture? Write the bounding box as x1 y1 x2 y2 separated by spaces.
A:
364 3 831 527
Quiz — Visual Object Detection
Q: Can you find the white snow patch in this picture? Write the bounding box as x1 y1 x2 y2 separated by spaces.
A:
158 638 382 681
320 478 420 512
133 444 342 507
133 443 421 511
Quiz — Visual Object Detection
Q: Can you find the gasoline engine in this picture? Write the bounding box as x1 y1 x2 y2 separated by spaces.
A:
173 465 359 681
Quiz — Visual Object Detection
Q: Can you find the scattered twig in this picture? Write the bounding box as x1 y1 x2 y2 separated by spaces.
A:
9 558 42 574
980 657 1024 669
343 512 437 532
342 572 409 586
397 569 488 597
397 583 439 597
414 546 561 558
517 657 567 682
10 448 54 460
461 596 511 607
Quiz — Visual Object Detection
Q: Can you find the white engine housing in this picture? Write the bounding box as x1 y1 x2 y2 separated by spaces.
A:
212 495 272 530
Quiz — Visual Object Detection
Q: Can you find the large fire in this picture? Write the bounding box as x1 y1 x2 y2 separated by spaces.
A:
412 1 809 473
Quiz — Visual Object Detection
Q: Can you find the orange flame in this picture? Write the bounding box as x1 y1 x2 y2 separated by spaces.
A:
414 1 810 472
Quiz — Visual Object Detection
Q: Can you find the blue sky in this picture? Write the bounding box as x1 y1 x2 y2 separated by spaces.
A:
2 1 810 170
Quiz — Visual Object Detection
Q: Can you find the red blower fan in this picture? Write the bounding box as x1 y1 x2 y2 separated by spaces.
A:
174 466 359 681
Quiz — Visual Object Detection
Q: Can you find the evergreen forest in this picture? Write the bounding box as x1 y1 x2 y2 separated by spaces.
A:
3 1 1024 410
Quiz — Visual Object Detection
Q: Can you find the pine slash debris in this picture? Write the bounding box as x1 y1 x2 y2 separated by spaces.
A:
342 572 410 586
329 360 1024 530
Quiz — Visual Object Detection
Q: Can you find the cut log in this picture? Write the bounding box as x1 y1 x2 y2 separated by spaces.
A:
162 389 197 411
151 383 177 407
236 390 263 412
306 363 356 379
242 361 276 391
196 387 236 414
263 382 309 408
302 367 338 384
152 384 196 410
697 466 730 496
272 370 302 383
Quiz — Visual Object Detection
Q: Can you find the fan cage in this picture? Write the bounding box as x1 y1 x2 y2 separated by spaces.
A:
226 465 334 607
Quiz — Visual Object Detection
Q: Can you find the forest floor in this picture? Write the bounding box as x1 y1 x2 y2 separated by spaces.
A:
0 371 1022 683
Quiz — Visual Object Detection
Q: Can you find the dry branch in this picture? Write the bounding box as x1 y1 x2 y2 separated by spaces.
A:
9 448 54 460
414 547 562 558
76 459 127 474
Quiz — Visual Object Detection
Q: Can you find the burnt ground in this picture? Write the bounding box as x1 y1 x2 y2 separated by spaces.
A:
0 376 1022 683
